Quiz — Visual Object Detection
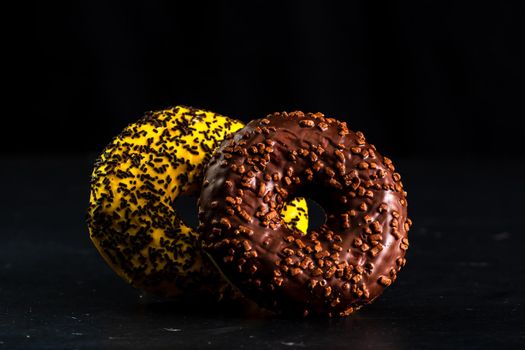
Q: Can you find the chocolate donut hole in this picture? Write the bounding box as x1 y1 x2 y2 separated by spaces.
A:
304 198 326 232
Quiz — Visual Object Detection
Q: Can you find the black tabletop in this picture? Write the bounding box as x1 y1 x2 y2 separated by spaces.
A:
1 155 524 349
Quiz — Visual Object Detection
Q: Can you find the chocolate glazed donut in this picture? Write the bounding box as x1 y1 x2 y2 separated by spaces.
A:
198 112 412 316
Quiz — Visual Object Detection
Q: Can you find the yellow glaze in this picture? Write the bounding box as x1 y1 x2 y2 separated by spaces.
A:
87 106 308 297
280 198 309 234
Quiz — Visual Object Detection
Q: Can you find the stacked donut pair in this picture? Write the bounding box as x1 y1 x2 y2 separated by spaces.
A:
87 106 411 317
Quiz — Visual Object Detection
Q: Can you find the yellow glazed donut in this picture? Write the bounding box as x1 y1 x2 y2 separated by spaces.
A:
87 106 308 297
280 200 309 234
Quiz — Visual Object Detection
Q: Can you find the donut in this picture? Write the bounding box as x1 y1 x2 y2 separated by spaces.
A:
279 198 309 235
87 106 309 297
198 111 412 316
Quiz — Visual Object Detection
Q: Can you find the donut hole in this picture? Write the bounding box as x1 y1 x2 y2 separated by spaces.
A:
304 198 326 232
173 195 199 229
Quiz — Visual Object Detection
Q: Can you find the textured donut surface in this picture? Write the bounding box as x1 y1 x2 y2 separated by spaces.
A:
198 111 412 316
87 106 308 297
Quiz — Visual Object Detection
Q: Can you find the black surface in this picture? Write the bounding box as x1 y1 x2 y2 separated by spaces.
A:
1 155 524 349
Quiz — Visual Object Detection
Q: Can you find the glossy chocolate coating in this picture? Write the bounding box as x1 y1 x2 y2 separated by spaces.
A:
198 112 411 316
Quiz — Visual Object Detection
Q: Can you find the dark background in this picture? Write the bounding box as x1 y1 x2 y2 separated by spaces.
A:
2 1 525 349
5 0 524 157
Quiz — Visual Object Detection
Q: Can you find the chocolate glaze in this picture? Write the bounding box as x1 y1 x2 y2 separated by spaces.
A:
198 112 411 316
